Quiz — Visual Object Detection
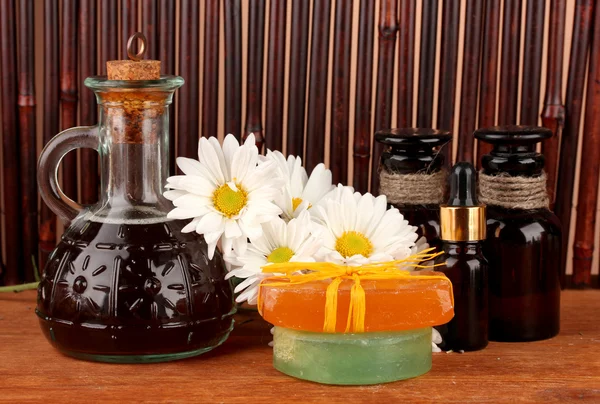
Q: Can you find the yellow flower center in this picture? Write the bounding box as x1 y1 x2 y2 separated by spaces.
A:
212 183 248 218
335 231 373 258
267 247 295 263
292 197 312 211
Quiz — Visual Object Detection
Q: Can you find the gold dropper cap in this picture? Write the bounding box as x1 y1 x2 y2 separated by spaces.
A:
440 162 486 241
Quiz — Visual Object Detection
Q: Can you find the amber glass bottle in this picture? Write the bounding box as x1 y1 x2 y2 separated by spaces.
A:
435 162 488 351
475 125 561 342
375 128 452 252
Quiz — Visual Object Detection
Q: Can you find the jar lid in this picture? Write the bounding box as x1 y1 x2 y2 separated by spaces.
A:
474 125 552 145
375 128 452 148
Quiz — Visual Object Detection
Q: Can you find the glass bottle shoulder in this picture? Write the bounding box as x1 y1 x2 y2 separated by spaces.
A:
485 206 561 243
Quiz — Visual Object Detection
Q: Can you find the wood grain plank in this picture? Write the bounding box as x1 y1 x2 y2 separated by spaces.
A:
555 0 593 288
329 0 353 184
60 0 79 206
141 0 158 60
352 0 375 193
540 0 566 207
177 0 200 161
416 0 438 128
17 0 38 282
476 0 501 167
121 0 138 59
396 0 415 128
572 3 600 288
370 0 398 194
286 0 310 157
79 0 98 205
202 0 220 140
1 290 599 402
158 0 176 174
437 0 460 167
519 0 545 125
306 0 332 172
437 0 460 132
244 0 266 150
265 0 287 152
0 0 22 285
456 0 484 164
224 0 242 139
40 0 60 272
498 0 522 125
100 0 118 75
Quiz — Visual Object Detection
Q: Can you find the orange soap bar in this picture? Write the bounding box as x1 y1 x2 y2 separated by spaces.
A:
258 271 454 333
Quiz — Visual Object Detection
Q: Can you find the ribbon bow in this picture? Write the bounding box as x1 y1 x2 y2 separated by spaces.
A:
261 248 451 333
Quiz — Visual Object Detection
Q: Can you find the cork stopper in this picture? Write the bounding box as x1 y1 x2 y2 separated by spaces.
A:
106 32 161 80
103 33 167 145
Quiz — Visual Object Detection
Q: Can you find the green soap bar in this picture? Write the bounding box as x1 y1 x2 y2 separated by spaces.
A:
273 326 432 385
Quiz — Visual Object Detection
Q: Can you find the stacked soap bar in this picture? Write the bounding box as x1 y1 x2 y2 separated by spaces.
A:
273 327 432 385
258 271 454 385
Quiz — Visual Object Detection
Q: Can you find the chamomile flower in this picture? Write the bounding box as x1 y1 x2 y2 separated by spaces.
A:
164 134 283 259
312 185 419 265
224 211 322 304
267 151 334 221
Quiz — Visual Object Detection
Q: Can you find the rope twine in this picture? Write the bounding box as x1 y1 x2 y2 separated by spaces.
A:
479 171 550 210
379 169 446 205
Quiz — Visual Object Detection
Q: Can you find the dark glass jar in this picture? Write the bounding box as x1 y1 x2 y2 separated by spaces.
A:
475 125 561 342
36 76 235 362
375 128 452 252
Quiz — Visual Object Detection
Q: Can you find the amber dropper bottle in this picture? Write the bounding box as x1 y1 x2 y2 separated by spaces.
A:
435 162 488 351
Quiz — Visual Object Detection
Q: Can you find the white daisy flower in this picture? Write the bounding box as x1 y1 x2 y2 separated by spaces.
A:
224 211 322 304
312 185 419 265
267 150 334 221
164 134 283 259
432 328 443 353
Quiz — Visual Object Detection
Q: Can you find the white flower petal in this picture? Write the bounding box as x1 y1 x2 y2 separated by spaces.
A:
181 218 200 233
167 208 203 220
164 190 187 201
176 157 204 176
233 235 248 256
198 137 226 183
302 163 334 204
197 212 226 234
225 219 243 239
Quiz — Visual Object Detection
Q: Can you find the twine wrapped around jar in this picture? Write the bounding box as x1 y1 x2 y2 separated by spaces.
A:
379 169 446 205
478 171 550 210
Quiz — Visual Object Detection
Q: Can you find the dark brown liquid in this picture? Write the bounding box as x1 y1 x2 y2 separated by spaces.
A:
435 242 488 351
485 207 561 341
37 219 235 359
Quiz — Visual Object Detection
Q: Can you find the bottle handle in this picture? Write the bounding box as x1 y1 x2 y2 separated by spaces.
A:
37 126 99 222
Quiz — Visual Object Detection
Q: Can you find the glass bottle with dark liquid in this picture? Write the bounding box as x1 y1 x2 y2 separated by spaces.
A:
375 128 452 252
36 53 235 362
436 162 488 351
475 125 561 342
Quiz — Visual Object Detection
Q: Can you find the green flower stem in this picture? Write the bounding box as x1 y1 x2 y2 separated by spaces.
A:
0 282 39 293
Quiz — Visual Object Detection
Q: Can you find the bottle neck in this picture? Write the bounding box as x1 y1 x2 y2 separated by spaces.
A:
481 144 545 177
381 146 445 174
442 241 483 256
97 102 171 215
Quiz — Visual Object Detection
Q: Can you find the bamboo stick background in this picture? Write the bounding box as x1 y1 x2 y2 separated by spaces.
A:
0 0 597 285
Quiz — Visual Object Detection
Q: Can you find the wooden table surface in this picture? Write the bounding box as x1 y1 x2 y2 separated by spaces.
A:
0 290 599 403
